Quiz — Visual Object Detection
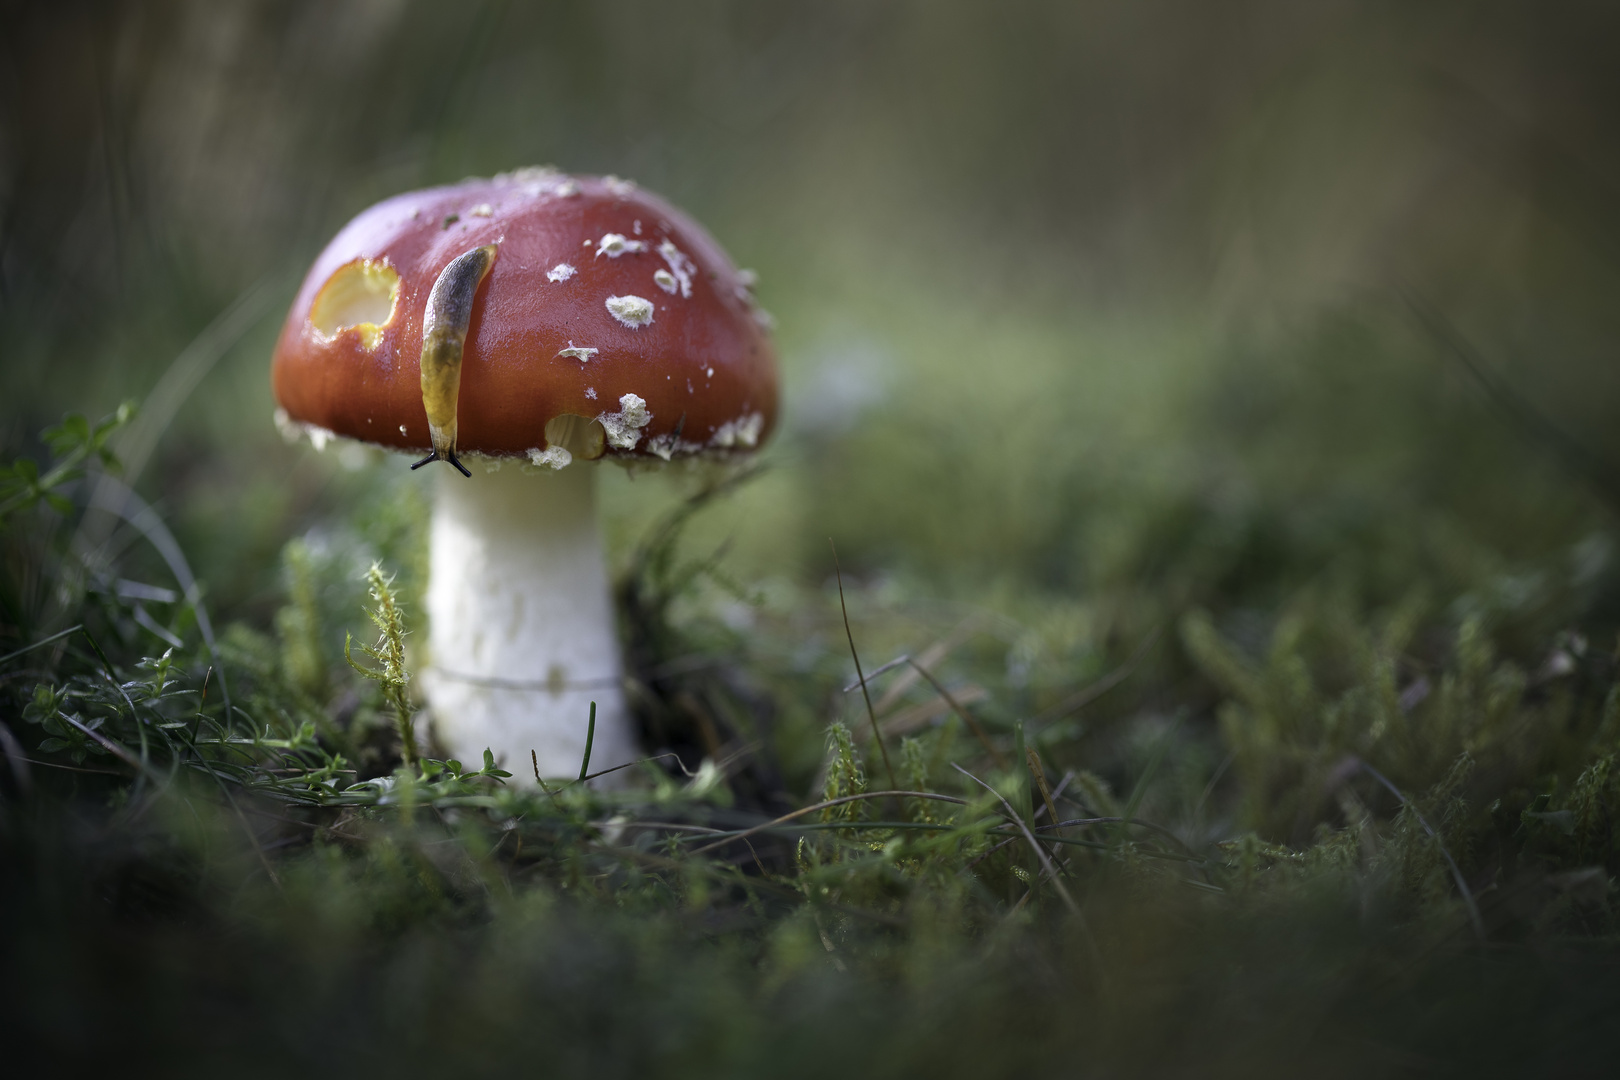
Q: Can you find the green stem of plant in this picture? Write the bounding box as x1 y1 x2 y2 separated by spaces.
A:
579 700 597 781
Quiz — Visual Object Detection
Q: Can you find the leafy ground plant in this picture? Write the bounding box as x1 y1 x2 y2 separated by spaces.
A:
4 402 1620 1077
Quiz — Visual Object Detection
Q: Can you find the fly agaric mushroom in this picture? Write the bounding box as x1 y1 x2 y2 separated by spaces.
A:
270 168 778 782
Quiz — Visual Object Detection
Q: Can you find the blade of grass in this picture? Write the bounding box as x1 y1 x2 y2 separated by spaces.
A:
112 277 278 485
81 475 230 721
165 720 283 889
951 763 1080 916
904 655 1008 770
0 624 85 667
688 789 970 856
1026 745 1060 827
551 751 692 792
830 538 896 789
1360 760 1485 941
952 761 1113 991
62 714 157 780
1114 717 1178 849
578 700 597 782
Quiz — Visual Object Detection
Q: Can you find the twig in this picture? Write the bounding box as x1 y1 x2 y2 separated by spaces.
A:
841 654 912 689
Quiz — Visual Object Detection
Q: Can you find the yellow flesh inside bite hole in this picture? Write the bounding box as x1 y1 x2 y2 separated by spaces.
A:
545 414 606 460
310 259 400 350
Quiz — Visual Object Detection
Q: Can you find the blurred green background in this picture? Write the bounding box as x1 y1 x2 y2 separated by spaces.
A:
6 0 1620 719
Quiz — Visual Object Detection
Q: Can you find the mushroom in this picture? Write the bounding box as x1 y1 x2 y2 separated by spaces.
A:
270 168 778 782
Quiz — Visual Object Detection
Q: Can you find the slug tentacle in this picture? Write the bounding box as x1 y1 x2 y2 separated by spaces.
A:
410 448 471 477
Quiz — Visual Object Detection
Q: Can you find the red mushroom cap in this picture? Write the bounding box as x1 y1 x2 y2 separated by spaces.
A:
270 169 778 463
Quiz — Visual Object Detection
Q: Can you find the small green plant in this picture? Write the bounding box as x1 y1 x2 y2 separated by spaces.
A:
0 402 134 524
820 722 867 825
345 562 417 765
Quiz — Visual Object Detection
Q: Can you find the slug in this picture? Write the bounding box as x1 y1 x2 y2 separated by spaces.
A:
411 243 498 477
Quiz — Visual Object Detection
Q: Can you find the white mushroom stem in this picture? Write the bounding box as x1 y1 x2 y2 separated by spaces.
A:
423 462 636 784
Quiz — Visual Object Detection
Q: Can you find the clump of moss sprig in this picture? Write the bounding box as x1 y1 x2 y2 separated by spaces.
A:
345 563 417 766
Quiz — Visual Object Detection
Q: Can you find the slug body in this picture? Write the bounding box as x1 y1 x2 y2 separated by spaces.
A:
415 243 498 475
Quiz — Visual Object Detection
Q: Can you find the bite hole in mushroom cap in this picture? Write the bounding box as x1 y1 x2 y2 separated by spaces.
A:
544 413 606 461
309 259 400 350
